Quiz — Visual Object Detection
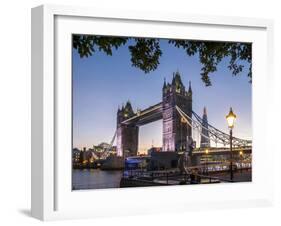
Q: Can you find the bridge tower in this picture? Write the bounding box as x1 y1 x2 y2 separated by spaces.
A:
200 107 210 148
162 71 192 152
116 101 138 157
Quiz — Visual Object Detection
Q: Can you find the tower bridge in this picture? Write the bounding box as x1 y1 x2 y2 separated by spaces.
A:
115 71 252 157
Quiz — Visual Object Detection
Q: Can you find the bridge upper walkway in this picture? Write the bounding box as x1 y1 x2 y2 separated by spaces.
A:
121 102 162 126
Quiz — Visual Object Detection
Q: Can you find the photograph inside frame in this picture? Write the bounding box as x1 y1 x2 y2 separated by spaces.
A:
71 35 252 190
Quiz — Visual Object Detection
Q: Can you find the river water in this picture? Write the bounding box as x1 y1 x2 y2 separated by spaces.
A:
72 169 123 190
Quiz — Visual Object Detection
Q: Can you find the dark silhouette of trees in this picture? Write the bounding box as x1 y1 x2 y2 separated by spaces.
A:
73 35 251 86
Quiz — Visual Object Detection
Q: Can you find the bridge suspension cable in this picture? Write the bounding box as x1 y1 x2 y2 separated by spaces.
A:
192 110 251 147
175 105 252 148
109 130 117 147
100 130 117 159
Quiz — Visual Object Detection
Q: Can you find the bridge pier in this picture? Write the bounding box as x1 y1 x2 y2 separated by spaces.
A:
190 155 201 166
116 124 138 157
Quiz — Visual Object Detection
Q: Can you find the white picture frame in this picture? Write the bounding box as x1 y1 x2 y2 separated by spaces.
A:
31 4 274 221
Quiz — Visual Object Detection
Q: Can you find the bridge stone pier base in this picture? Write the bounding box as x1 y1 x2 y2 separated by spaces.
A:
190 155 201 166
116 125 138 157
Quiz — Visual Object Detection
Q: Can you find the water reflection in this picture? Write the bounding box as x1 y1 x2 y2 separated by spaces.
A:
72 169 123 190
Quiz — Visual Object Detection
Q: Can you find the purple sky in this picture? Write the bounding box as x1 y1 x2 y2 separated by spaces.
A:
72 38 252 151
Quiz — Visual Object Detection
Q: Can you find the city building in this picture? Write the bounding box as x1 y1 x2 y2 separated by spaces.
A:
147 147 162 156
72 148 80 163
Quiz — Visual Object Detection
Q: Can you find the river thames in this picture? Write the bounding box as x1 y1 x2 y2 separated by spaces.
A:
72 169 123 190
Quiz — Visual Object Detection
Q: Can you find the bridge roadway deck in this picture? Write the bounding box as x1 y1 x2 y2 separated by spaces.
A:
192 146 252 156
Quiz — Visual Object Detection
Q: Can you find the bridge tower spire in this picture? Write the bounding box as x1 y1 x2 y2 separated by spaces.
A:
200 107 210 148
188 81 192 94
163 77 167 90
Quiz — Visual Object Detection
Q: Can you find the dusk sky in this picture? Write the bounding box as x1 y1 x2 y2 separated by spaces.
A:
72 38 252 152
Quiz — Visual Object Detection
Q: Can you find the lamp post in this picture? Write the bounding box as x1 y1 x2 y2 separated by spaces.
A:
226 107 236 181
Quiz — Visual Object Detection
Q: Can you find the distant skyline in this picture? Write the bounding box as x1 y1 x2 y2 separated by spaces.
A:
73 37 252 152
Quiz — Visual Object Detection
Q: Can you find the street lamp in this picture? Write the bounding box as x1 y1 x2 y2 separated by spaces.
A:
226 107 236 181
